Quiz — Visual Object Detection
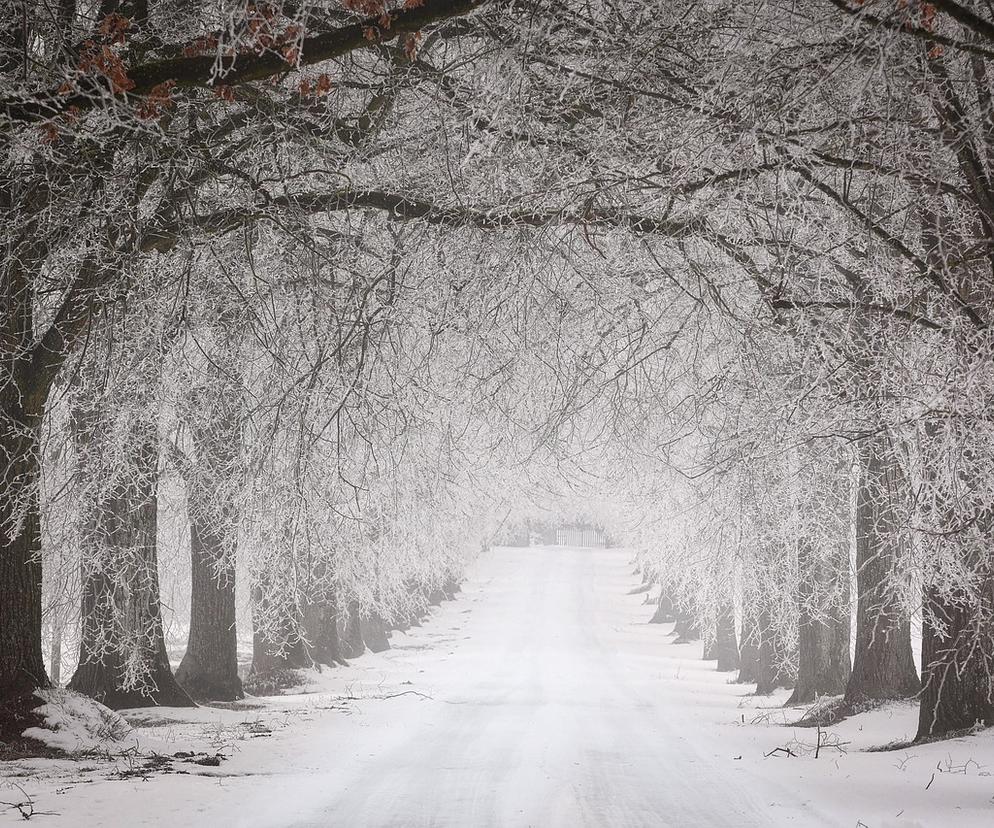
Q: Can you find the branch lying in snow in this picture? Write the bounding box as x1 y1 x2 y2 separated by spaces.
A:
0 785 59 820
1 0 485 124
340 689 434 701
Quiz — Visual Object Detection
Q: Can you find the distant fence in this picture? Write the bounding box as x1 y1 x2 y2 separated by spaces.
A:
554 528 607 547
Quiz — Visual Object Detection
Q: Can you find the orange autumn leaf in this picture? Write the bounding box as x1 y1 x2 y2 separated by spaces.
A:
315 73 333 96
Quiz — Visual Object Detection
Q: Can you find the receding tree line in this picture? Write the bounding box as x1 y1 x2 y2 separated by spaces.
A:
2 0 994 750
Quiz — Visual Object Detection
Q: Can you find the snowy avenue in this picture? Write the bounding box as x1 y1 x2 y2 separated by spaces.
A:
5 546 993 826
6 2 994 826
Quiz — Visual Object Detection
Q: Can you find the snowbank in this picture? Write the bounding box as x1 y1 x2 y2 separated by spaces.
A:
21 689 179 756
21 690 135 754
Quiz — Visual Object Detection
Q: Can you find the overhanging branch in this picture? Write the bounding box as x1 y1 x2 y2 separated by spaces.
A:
2 0 485 125
165 188 702 242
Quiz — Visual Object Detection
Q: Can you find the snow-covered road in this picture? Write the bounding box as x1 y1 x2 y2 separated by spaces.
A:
30 546 991 826
289 546 792 827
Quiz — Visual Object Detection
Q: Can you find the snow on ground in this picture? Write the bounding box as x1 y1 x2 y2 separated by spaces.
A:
3 546 993 827
21 690 139 755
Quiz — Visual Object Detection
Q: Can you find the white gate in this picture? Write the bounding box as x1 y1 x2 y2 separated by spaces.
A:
554 528 606 547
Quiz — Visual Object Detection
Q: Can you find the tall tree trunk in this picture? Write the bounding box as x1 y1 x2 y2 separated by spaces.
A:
249 576 310 690
911 66 994 741
360 614 390 653
302 593 346 667
1 223 50 710
68 417 192 708
917 575 994 738
174 376 244 702
736 605 761 684
649 591 675 624
339 599 366 659
714 603 740 672
672 604 700 643
843 436 920 709
789 539 851 704
0 425 49 702
174 520 242 701
755 607 796 694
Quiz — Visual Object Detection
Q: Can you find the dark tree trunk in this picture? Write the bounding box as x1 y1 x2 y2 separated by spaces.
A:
174 521 242 701
736 606 761 684
844 436 920 709
917 581 994 739
68 428 193 709
0 424 49 702
649 591 676 624
755 608 796 694
302 593 346 667
1 244 49 705
360 615 390 653
714 604 740 672
250 586 310 680
339 600 366 659
175 379 243 702
788 539 851 704
443 575 461 599
672 605 700 643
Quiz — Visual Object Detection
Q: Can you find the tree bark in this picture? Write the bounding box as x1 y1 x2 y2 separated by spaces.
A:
755 607 796 694
68 425 193 708
302 595 347 667
788 539 851 704
250 584 310 681
174 378 244 702
843 436 920 709
672 604 700 643
174 519 242 701
360 615 390 653
736 605 762 684
339 600 366 659
917 580 994 739
0 223 50 703
714 603 740 672
0 425 48 700
649 591 676 624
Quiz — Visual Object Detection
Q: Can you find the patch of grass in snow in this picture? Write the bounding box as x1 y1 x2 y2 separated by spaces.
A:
20 689 135 755
867 721 991 751
0 692 57 760
242 668 308 697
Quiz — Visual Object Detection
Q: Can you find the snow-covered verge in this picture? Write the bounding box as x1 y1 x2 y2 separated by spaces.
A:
3 546 993 827
631 632 994 827
21 690 151 755
0 610 466 825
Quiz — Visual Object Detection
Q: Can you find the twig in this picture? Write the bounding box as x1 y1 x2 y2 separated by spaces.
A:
0 785 59 820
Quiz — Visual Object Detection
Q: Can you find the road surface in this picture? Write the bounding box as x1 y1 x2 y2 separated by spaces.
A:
8 547 823 827
279 547 815 827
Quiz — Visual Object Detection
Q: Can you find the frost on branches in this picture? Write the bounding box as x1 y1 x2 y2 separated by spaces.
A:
2 0 994 793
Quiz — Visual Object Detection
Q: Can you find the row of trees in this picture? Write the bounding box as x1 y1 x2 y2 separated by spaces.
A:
3 0 994 746
610 0 994 739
